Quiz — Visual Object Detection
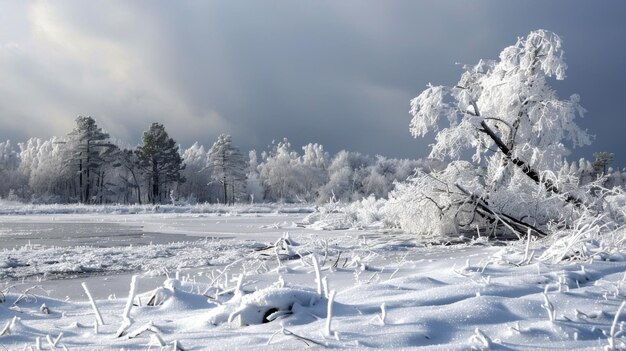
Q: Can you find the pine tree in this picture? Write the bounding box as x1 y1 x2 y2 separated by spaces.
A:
136 123 185 204
206 134 247 205
592 152 614 176
110 149 143 204
65 116 114 203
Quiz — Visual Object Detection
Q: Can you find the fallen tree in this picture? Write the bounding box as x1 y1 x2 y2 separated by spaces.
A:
391 30 595 238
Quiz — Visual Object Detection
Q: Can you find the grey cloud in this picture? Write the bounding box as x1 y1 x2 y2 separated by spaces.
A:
0 1 625 166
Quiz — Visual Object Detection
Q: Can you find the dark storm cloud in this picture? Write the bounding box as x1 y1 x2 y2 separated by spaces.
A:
0 1 625 165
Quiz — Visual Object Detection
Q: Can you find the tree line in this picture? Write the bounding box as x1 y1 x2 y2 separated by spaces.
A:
0 117 437 205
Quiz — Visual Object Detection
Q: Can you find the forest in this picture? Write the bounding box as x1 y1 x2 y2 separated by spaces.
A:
0 119 436 205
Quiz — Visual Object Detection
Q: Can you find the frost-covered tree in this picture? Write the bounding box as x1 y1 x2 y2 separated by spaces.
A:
179 142 213 203
19 137 73 202
0 140 28 199
3 128 432 205
392 30 592 237
592 152 614 176
363 156 415 199
136 123 185 204
0 140 19 171
206 134 247 205
113 149 144 204
65 116 115 203
318 151 373 203
298 143 329 202
606 168 626 189
246 150 264 203
91 143 121 204
258 139 302 202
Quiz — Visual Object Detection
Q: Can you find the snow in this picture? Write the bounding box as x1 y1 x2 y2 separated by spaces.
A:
1 207 626 349
0 201 315 216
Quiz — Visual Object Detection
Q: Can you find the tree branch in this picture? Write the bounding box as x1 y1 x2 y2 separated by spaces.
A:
466 99 583 207
455 183 547 238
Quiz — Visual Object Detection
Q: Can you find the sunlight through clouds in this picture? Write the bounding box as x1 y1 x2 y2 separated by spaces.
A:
0 1 625 162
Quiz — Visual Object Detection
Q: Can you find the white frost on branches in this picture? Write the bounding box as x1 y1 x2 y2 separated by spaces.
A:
410 29 590 167
392 30 593 238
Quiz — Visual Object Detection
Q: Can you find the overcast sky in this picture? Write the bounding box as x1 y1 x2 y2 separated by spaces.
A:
1 1 625 164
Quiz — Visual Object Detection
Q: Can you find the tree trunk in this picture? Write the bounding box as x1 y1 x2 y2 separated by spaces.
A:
468 100 582 207
99 171 105 204
455 183 547 238
152 159 159 204
85 167 90 203
479 120 582 206
230 183 235 205
223 178 227 205
128 167 141 205
79 158 83 203
85 140 91 203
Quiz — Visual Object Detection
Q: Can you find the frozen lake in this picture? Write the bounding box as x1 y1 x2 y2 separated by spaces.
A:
0 211 317 250
0 211 485 300
0 222 206 250
0 211 356 299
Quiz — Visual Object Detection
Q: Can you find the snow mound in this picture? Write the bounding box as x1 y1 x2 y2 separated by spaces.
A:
140 279 215 312
206 285 325 326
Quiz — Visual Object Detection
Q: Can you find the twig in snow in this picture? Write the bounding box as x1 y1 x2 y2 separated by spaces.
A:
53 333 63 348
126 321 161 339
0 317 15 336
469 328 492 348
274 242 283 270
312 254 322 297
81 282 104 326
12 286 43 306
516 229 534 265
234 273 244 295
149 333 166 348
575 309 605 320
282 328 325 348
508 322 522 334
324 290 336 338
605 300 626 351
115 319 130 338
332 252 342 269
122 275 138 322
542 293 556 322
202 259 244 295
367 272 380 284
170 340 186 351
266 329 282 345
480 261 492 273
45 332 63 349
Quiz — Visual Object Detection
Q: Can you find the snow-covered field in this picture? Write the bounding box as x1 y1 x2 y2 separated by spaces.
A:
1 205 626 350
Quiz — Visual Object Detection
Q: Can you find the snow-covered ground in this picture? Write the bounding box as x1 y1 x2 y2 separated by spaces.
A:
1 205 626 350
